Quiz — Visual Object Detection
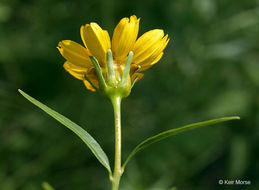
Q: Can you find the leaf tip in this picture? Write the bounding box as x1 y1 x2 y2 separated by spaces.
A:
18 89 25 95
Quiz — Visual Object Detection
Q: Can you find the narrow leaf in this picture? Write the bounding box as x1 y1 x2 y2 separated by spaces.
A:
42 182 55 190
122 116 240 170
18 89 111 174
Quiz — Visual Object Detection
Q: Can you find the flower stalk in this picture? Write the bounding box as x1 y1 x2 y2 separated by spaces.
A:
89 50 133 190
111 96 122 190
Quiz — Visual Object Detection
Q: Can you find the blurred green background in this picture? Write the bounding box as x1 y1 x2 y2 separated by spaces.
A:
0 0 258 189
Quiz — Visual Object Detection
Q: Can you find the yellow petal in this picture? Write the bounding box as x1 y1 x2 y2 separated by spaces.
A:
83 80 96 92
80 23 111 65
57 40 92 68
133 30 169 66
138 52 164 72
112 15 140 62
63 61 88 80
83 67 100 91
131 72 144 83
64 62 99 92
137 33 168 68
64 61 90 72
80 25 88 48
130 63 141 75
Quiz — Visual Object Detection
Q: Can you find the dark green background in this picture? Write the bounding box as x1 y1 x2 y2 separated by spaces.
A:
0 0 258 189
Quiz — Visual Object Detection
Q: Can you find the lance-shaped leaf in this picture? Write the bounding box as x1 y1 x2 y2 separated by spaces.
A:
42 182 55 190
18 89 112 175
122 116 240 170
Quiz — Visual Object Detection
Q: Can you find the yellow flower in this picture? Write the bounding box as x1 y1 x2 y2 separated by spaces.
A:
57 15 169 92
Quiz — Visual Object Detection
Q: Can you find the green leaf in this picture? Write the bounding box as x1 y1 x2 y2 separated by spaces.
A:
42 182 55 190
18 89 112 175
122 116 240 170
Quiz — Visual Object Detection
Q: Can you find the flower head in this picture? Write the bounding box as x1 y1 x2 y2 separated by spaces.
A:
57 15 169 97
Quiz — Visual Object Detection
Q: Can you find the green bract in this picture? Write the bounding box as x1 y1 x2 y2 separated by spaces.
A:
90 49 133 100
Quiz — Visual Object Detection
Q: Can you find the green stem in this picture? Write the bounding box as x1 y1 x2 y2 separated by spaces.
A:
111 96 122 190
